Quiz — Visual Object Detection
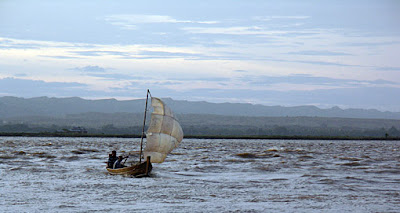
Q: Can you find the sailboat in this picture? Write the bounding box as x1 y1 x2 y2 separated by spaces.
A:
106 89 184 177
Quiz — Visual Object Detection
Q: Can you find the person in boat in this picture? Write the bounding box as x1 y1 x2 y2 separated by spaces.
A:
107 150 118 168
113 156 126 169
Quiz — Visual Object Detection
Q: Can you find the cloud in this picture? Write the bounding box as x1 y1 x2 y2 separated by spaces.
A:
105 14 218 30
87 73 134 80
287 50 352 56
137 50 206 59
293 60 358 67
166 76 231 82
70 65 138 80
375 67 400 71
74 65 107 73
0 37 216 61
0 77 86 97
254 16 311 22
341 41 400 47
234 70 248 73
40 55 81 59
238 74 398 89
12 73 27 77
0 77 148 98
0 37 83 49
106 14 189 24
0 38 41 49
70 50 129 57
371 79 396 84
182 26 289 36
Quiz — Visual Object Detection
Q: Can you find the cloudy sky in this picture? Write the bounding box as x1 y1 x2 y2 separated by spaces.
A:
1 0 399 111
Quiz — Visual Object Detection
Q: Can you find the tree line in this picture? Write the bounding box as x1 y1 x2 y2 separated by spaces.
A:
1 123 399 138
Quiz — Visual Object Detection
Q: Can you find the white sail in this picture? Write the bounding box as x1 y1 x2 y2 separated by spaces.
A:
144 97 183 163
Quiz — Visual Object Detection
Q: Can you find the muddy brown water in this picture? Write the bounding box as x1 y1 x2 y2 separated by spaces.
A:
0 137 399 212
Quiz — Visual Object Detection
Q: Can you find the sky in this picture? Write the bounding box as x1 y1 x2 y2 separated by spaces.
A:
1 0 400 111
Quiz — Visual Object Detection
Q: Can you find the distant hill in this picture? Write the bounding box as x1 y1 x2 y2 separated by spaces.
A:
0 96 399 119
1 96 400 137
2 112 400 137
0 96 145 118
162 98 400 119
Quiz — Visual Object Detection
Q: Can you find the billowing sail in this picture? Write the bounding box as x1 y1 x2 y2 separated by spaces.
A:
144 97 183 163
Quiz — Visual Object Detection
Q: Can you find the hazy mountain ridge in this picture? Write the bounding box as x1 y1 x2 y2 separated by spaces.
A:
0 96 145 118
5 112 399 130
2 112 400 137
163 99 400 119
1 96 400 119
1 96 400 137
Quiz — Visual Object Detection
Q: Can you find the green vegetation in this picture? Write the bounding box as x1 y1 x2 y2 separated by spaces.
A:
0 132 398 140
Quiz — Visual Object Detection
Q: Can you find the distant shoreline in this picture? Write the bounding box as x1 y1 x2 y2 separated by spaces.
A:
0 132 399 140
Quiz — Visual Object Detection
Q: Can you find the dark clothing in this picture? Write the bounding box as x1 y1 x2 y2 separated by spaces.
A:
113 159 124 169
107 156 118 168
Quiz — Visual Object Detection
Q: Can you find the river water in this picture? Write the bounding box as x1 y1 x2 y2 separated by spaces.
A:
0 137 399 212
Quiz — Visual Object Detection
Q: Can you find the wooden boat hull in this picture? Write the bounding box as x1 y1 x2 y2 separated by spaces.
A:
106 161 152 176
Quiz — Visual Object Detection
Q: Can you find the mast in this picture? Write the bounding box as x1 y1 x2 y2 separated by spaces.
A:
139 89 150 163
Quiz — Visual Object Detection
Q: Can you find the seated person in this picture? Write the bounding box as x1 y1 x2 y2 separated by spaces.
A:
113 156 126 169
107 150 118 168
